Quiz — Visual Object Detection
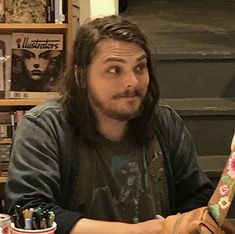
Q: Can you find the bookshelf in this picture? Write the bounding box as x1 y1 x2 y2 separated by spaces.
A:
0 99 45 106
0 24 68 29
0 99 42 190
0 0 73 62
0 1 74 193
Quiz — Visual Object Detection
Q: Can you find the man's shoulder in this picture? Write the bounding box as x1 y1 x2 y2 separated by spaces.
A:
154 104 180 120
24 97 65 119
151 104 183 133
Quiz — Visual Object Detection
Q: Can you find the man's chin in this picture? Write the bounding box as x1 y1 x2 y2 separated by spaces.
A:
108 110 141 121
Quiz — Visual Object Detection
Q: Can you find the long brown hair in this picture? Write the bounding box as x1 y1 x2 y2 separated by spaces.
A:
60 15 160 145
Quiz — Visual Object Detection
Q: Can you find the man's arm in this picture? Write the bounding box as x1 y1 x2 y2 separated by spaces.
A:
171 119 213 211
5 110 82 234
70 218 164 234
156 106 213 212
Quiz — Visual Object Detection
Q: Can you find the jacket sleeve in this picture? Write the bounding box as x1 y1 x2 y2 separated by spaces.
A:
157 106 214 213
5 113 83 234
173 122 214 212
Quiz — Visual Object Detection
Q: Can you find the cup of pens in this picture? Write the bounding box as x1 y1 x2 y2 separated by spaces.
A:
11 206 56 234
11 222 56 234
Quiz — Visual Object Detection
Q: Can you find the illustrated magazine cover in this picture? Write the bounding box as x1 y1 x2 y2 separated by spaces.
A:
10 33 64 99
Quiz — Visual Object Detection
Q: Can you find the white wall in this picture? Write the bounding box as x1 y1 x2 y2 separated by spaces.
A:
79 0 118 26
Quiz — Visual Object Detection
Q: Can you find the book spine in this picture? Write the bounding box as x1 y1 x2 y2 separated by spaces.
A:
0 124 11 138
50 0 55 23
62 0 67 23
46 0 52 23
0 112 11 124
15 110 24 125
55 0 65 23
0 35 11 98
0 40 5 97
0 140 10 178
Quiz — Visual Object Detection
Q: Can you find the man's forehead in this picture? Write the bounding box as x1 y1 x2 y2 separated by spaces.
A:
95 39 146 61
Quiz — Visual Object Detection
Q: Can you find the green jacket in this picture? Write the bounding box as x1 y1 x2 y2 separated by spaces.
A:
5 97 213 233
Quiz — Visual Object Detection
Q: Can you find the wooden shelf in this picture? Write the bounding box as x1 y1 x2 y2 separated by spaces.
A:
0 138 11 144
0 177 7 184
0 23 68 30
0 99 45 106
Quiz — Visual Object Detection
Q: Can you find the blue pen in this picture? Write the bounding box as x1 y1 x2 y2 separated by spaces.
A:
23 209 32 230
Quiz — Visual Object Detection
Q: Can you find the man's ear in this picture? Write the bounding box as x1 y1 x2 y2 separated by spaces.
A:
74 65 86 89
74 65 79 86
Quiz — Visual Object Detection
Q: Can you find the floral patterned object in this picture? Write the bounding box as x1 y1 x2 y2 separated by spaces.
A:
208 152 235 227
228 153 235 179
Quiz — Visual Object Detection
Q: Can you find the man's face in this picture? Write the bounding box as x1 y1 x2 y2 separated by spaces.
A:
23 50 51 80
87 39 149 122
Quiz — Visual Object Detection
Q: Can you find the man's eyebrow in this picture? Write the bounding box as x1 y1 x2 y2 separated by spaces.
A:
136 54 147 62
103 57 125 63
103 54 147 63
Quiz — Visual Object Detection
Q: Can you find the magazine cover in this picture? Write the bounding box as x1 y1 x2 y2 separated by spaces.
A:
0 0 4 23
10 33 64 99
5 0 46 23
0 35 12 98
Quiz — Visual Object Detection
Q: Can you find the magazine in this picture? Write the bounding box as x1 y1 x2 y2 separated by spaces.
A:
5 0 46 23
10 33 64 99
0 35 12 98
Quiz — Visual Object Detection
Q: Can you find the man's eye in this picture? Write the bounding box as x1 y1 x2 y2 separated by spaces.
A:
136 63 147 73
109 66 121 74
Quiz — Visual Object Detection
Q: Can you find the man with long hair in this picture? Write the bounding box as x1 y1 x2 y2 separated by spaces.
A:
5 15 213 234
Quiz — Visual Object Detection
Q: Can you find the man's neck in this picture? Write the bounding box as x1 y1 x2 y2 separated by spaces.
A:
98 117 128 142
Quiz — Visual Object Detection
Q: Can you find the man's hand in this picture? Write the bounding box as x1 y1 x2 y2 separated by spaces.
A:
70 218 165 234
135 218 165 234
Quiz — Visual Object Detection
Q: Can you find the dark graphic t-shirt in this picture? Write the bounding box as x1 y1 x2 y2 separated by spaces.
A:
88 135 157 223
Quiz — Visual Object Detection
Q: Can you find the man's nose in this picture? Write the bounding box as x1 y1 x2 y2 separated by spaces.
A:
125 71 138 88
34 64 40 69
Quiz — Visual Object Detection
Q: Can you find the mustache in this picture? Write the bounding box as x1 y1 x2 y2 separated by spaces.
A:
113 88 143 99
